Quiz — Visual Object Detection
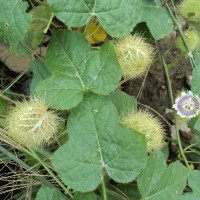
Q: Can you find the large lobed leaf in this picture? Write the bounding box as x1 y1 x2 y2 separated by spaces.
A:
181 170 200 200
36 186 67 200
50 95 147 192
138 151 190 200
74 192 97 200
47 0 173 39
188 115 200 136
0 0 31 44
109 90 137 117
47 0 143 37
140 0 174 40
36 30 122 110
30 59 51 91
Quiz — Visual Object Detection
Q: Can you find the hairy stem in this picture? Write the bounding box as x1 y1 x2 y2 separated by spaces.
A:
101 176 107 200
162 56 191 170
170 0 179 20
156 41 191 170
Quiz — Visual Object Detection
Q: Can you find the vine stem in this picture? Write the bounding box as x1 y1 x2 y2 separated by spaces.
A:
169 0 179 20
155 40 191 170
28 148 74 199
101 176 107 200
165 2 196 69
165 136 200 156
162 55 191 170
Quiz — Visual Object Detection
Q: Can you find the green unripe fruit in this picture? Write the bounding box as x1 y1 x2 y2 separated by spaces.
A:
176 30 200 53
5 98 60 148
121 110 165 153
179 0 200 21
115 34 155 80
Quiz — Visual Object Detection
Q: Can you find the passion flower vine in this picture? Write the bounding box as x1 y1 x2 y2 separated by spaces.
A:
173 91 200 118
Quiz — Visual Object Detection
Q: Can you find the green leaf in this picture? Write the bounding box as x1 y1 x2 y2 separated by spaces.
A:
109 90 137 117
0 0 31 43
47 0 143 37
191 69 200 96
36 186 66 200
188 115 200 136
181 171 200 200
186 136 200 163
36 30 122 110
50 94 147 192
30 59 51 91
107 183 141 200
140 0 173 40
11 40 32 58
181 193 200 200
74 192 97 200
138 150 190 200
187 171 200 194
191 46 200 95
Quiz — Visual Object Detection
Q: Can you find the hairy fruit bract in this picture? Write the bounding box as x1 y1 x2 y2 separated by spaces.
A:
179 0 200 21
5 98 60 148
176 30 200 53
121 109 165 153
115 34 155 80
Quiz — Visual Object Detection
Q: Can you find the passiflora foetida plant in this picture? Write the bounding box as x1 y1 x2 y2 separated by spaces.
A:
0 0 200 200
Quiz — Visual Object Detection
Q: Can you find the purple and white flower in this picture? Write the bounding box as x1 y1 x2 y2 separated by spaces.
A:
173 91 200 118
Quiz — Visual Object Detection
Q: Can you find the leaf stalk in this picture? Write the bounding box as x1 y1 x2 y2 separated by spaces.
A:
101 176 107 200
